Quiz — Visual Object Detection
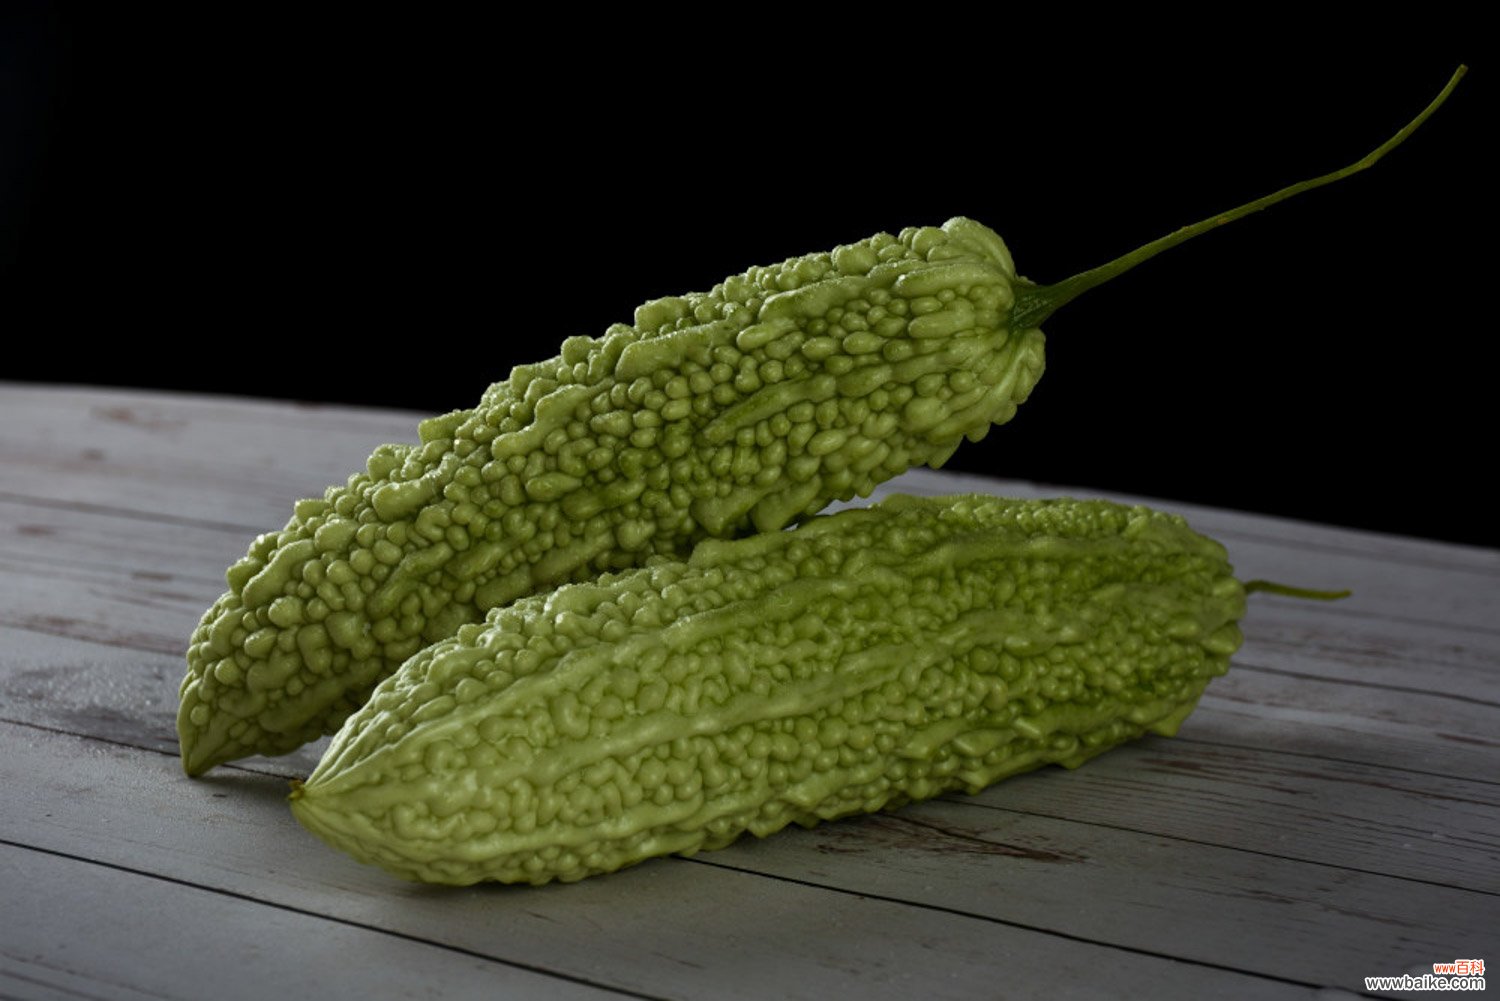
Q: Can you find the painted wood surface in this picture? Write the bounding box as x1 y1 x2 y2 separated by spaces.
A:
2 384 1495 1000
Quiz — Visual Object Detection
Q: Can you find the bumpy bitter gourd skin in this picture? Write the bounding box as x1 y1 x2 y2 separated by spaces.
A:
289 494 1245 885
179 218 1045 775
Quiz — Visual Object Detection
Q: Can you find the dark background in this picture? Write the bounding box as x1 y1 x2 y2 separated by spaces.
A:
3 10 1490 546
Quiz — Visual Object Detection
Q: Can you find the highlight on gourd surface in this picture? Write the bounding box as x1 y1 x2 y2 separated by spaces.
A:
178 67 1463 777
288 494 1258 885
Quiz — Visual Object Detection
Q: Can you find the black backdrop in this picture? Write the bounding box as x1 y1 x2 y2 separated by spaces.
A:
4 11 1490 546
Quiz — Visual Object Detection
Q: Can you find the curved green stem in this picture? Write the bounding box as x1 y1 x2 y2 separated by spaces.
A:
1243 580 1351 601
1009 65 1466 331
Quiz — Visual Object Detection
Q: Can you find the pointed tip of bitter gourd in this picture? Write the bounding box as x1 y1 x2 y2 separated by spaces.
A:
290 494 1248 886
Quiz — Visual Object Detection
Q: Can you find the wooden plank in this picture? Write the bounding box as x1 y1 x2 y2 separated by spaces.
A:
1216 543 1499 642
960 739 1500 892
704 795 1498 992
0 492 247 592
0 844 628 1001
0 563 200 659
0 626 320 777
0 384 422 529
0 721 1341 1000
1238 600 1500 693
1186 663 1500 780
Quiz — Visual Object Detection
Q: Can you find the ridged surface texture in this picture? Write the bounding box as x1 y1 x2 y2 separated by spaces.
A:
180 218 1046 774
289 494 1246 885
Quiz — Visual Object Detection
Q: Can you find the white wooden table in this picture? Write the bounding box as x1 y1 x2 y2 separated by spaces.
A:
2 384 1495 1000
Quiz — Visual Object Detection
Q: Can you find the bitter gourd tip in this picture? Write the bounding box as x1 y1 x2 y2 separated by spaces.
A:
177 696 256 777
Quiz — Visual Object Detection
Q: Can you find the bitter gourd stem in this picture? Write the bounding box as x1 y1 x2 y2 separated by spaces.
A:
1243 580 1352 601
1009 65 1467 331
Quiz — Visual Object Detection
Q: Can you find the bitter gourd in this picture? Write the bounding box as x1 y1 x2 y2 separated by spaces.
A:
179 217 1047 776
180 68 1462 776
290 493 1256 885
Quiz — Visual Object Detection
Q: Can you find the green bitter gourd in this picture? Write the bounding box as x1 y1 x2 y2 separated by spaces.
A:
180 216 1045 776
181 68 1462 776
289 493 1263 885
